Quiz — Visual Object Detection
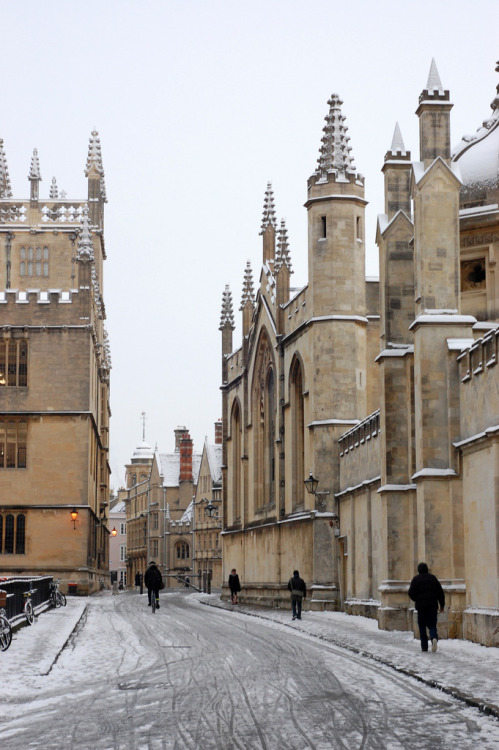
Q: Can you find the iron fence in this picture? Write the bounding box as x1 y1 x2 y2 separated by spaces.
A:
0 576 53 624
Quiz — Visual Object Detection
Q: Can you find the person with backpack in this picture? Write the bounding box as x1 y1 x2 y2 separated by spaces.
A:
409 562 445 652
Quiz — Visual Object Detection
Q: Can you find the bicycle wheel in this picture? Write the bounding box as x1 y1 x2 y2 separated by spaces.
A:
24 599 34 625
0 614 12 651
151 597 156 614
56 591 66 607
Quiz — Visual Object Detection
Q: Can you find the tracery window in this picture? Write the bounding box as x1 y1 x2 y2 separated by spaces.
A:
252 331 276 509
175 541 190 560
20 246 49 277
230 400 242 522
0 339 28 387
290 357 305 509
0 421 27 468
0 512 25 554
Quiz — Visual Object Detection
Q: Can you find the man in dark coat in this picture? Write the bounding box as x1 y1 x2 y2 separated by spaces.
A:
144 561 163 609
408 562 445 652
228 568 241 604
287 570 306 620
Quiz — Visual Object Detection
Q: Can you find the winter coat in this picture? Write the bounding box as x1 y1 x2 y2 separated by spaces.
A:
408 572 445 611
144 564 163 590
288 575 306 598
228 573 241 593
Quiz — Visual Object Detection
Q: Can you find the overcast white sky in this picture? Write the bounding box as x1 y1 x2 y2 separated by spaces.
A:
2 0 498 488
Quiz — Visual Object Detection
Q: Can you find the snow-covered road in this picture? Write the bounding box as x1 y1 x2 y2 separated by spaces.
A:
1 591 499 749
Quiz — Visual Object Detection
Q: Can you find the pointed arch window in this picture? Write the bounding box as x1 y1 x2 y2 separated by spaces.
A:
290 357 305 509
253 331 277 510
175 541 190 560
230 400 242 523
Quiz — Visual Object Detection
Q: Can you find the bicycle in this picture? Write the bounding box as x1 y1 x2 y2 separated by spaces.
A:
23 591 35 626
0 593 12 651
49 580 67 608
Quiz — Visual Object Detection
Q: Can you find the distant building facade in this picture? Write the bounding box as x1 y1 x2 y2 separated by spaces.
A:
108 498 127 587
192 422 223 588
220 60 499 646
0 133 112 594
121 426 201 589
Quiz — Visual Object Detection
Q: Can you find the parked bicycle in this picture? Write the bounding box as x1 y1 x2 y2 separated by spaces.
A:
49 580 67 608
23 590 35 625
0 594 12 651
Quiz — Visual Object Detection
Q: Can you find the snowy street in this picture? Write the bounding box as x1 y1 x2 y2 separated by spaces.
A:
1 591 499 749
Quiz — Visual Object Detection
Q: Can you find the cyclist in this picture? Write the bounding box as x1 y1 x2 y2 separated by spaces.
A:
144 561 163 609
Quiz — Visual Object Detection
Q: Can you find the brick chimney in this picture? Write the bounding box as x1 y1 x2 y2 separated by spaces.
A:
179 432 193 482
215 420 222 445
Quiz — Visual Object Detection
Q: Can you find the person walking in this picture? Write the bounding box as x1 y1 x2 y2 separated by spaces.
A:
228 568 241 604
408 562 445 652
287 570 306 620
144 561 163 610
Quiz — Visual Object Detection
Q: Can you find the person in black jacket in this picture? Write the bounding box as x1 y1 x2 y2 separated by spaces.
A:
144 562 163 609
408 562 445 652
228 568 241 604
287 570 306 620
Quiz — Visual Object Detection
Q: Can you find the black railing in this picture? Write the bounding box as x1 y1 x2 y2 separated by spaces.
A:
0 576 53 624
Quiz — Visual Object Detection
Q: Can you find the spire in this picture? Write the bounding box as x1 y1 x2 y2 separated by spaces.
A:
274 219 292 273
260 182 277 234
85 130 108 203
390 122 406 155
50 177 58 199
316 94 356 180
426 58 444 94
240 261 255 310
76 205 95 263
28 148 41 181
0 139 13 198
219 285 235 330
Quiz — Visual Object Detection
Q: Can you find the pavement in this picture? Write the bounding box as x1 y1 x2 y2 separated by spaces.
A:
196 591 499 722
9 590 499 723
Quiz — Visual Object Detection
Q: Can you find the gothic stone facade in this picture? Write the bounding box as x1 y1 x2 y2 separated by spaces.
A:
0 134 112 594
221 60 499 647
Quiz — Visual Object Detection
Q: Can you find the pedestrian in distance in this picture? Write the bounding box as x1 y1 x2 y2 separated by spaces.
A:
288 570 306 620
408 562 445 652
144 562 163 610
228 568 241 604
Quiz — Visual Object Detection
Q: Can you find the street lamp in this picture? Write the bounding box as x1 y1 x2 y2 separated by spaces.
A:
204 500 217 518
70 508 79 530
304 471 340 529
111 527 117 537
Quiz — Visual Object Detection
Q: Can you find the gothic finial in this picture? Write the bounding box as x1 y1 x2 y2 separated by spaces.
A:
85 130 108 203
0 139 13 198
426 58 444 94
260 182 277 234
28 148 42 181
390 122 406 154
316 94 357 180
275 219 293 274
219 285 235 331
76 205 95 262
50 177 58 199
240 261 255 310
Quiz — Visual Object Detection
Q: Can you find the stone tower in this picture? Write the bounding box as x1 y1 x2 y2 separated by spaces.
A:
0 133 111 593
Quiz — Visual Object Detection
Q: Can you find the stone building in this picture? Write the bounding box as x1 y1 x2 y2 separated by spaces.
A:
108 497 127 588
0 133 112 594
220 59 499 646
192 421 223 588
122 425 201 589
